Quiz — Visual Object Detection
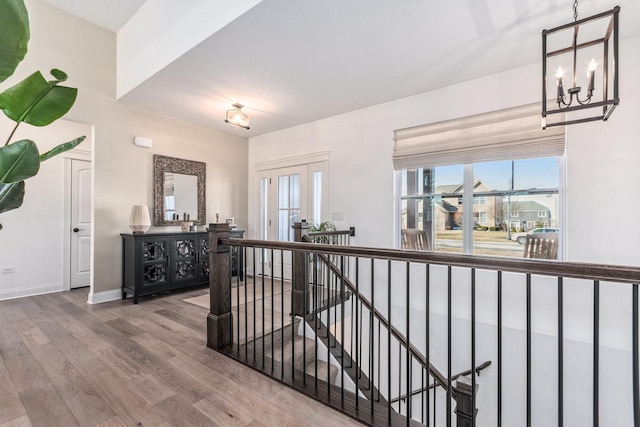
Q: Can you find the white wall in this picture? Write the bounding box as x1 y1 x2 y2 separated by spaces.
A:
0 0 249 301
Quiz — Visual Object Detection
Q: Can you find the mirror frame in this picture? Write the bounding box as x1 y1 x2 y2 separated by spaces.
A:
153 154 206 226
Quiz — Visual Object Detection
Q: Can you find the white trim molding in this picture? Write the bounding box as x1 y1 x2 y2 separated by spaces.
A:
254 151 330 171
0 282 63 301
87 288 123 305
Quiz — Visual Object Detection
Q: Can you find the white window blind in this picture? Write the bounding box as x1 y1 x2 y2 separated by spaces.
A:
392 103 565 170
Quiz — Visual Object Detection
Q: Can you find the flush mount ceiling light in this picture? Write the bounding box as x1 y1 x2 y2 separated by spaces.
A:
542 2 619 128
225 103 250 129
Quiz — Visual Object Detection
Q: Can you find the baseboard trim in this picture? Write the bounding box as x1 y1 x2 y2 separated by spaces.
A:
0 283 63 301
88 288 122 305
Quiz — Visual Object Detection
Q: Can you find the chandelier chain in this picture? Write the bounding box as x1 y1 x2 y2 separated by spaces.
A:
573 0 578 21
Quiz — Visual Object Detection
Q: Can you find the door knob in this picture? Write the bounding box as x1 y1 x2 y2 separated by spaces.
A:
73 228 85 232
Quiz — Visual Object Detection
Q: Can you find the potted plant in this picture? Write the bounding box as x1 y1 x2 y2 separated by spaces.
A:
0 0 85 218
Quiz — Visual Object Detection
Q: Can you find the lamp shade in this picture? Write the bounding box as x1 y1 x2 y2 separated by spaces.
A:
129 205 151 234
225 103 250 129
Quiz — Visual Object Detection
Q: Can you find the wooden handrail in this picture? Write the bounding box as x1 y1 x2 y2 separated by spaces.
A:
308 226 356 237
390 361 493 404
220 237 640 284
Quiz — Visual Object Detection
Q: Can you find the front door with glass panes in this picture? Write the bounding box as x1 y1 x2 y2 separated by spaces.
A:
256 162 328 278
256 165 307 278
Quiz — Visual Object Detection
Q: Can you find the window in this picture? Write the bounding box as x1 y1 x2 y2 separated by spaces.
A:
474 212 487 224
399 157 560 258
394 103 564 258
474 196 487 205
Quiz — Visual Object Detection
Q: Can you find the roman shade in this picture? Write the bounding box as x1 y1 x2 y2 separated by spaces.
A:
392 103 565 170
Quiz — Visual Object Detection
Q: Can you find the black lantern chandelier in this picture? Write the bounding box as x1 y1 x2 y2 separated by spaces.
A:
541 2 619 128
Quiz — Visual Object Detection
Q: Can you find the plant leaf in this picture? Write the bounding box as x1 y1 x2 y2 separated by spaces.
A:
0 70 78 127
39 135 86 162
0 139 40 184
0 181 26 214
0 0 29 84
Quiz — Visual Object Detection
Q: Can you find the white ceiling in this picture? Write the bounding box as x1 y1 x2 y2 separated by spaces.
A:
40 0 639 138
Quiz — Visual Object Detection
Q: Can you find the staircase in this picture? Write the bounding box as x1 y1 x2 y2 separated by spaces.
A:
207 223 487 426
240 317 340 386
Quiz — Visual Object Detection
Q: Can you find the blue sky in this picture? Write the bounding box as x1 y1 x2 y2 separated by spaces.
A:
435 157 559 190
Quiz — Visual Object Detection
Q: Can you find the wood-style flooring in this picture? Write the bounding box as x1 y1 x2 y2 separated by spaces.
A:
0 285 364 427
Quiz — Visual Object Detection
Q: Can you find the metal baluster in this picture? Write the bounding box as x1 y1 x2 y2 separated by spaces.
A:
327 252 332 397
355 257 360 409
498 271 503 427
246 247 251 360
593 280 599 427
281 249 285 379
371 259 376 416
434 375 437 427
471 268 476 427
426 263 430 425
271 250 275 373
399 344 402 415
341 255 345 403
253 247 257 364
314 252 319 389
388 260 392 424
261 262 265 369
291 250 295 383
302 251 308 386
406 261 411 424
558 277 564 426
447 266 452 427
633 284 639 427
526 273 531 427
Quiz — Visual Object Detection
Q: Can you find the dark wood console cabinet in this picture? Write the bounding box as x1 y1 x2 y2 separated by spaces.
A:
121 230 244 303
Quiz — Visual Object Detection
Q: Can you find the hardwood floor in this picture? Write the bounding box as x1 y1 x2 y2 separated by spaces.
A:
0 286 364 427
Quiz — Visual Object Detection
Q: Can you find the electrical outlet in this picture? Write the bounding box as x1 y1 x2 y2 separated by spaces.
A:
1 267 15 274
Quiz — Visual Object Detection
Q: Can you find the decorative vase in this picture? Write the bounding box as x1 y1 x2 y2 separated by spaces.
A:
129 205 151 234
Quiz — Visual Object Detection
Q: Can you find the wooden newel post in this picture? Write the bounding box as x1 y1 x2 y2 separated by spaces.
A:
455 376 478 427
292 221 309 316
207 223 232 349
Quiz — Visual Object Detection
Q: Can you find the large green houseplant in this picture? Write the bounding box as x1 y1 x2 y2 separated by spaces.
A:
0 0 85 215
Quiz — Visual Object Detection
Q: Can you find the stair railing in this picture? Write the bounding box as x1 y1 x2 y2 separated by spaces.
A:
301 223 491 426
207 222 640 427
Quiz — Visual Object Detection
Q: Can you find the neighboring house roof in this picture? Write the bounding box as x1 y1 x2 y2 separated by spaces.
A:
436 179 491 195
508 201 549 212
435 184 460 194
438 199 458 213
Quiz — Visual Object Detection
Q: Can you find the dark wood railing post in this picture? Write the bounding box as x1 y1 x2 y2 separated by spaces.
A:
455 376 478 427
207 223 232 349
292 220 309 316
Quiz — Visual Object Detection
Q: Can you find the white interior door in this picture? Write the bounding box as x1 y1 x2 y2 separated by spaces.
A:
70 159 92 288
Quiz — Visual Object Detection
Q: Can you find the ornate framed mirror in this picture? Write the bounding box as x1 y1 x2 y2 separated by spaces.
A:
153 154 206 226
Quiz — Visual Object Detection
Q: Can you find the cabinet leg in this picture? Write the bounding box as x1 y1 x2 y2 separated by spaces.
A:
122 289 127 300
133 294 139 304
